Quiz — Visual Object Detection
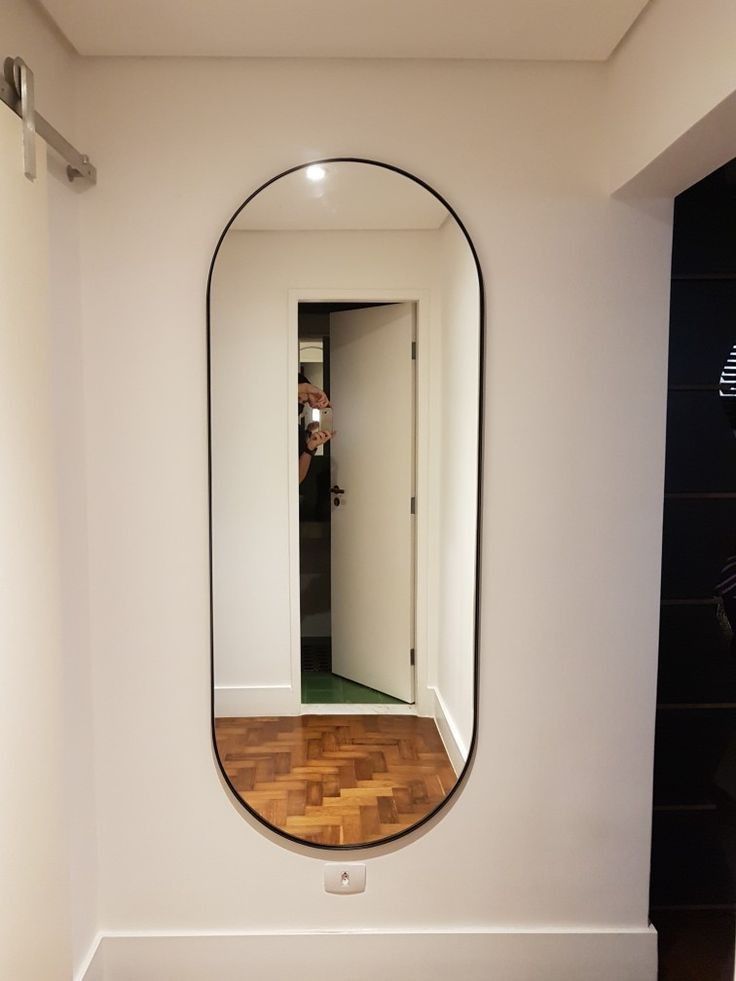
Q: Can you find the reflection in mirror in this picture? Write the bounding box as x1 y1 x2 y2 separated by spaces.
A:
209 161 482 847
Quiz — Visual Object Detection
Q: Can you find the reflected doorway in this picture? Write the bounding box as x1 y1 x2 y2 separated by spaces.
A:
298 301 416 708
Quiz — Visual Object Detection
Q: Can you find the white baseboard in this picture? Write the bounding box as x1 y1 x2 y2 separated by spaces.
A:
214 685 298 717
300 703 418 715
82 929 656 981
430 686 468 774
75 933 104 981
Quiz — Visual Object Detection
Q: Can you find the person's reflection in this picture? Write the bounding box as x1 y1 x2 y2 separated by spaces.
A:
298 372 334 484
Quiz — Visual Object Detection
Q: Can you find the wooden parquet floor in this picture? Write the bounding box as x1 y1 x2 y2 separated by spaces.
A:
215 714 457 845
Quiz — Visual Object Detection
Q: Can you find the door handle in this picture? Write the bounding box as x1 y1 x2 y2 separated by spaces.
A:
330 485 345 495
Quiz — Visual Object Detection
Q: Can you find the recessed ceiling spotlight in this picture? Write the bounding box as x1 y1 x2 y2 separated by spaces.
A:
306 165 326 182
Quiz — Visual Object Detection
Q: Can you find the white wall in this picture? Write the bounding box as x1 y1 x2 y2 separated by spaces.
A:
434 216 480 756
0 2 99 978
50 145 100 981
74 56 669 977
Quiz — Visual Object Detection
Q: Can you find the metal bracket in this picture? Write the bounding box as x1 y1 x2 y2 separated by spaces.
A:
66 154 93 184
12 57 35 181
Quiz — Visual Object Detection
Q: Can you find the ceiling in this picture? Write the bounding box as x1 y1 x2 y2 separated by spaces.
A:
39 0 650 60
231 162 449 231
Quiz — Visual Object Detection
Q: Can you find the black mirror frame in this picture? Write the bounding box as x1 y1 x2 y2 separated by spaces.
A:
206 157 485 850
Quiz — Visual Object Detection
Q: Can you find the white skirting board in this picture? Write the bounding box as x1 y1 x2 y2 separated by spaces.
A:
82 929 657 981
430 687 468 775
74 931 104 981
300 703 418 715
77 943 104 981
214 685 298 717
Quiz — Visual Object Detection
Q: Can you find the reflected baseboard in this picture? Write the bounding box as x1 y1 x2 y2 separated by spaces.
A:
430 687 468 775
74 932 104 981
300 702 418 715
214 685 299 717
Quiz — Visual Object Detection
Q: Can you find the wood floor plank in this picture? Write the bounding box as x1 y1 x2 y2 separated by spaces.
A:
215 713 458 845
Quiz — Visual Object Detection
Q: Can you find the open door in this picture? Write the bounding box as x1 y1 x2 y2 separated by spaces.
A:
329 302 415 702
0 105 72 978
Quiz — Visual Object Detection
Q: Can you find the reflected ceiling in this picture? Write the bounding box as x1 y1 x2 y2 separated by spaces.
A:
233 164 449 231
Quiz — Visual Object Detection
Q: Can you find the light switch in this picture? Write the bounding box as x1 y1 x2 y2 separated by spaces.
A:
324 863 366 894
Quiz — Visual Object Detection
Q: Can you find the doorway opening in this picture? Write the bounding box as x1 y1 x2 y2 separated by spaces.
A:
651 158 736 979
297 300 416 709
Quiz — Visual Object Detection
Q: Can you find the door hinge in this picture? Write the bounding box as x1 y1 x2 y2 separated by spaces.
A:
410 648 415 666
411 341 416 360
410 496 416 515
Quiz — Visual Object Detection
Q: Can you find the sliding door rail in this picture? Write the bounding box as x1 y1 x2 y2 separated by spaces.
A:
0 56 96 185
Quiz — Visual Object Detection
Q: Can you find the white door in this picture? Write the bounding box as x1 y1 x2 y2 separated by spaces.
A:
329 303 415 702
0 108 71 978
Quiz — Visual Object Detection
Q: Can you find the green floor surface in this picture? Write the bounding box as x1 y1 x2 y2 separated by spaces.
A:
301 671 405 705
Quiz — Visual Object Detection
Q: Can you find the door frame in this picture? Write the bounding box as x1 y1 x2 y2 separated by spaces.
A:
288 288 435 714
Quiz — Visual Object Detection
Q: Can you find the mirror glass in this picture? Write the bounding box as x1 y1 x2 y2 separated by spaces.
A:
209 160 482 847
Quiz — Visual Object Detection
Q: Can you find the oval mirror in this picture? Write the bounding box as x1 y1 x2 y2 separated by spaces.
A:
208 159 482 848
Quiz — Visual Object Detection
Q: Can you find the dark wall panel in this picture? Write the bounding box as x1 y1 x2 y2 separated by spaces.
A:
672 159 736 277
661 500 736 600
654 709 736 806
652 158 736 939
658 606 736 703
652 810 736 907
665 390 736 492
668 282 736 387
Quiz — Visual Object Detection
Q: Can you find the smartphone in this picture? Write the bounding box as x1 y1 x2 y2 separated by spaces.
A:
319 406 333 433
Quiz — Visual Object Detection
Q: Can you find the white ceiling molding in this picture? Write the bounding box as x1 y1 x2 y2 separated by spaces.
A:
38 0 650 61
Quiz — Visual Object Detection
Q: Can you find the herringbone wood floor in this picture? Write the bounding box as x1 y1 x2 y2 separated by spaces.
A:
215 714 457 845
